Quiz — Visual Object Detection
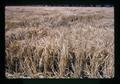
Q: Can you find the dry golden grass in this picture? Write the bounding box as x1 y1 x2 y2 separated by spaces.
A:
5 6 114 78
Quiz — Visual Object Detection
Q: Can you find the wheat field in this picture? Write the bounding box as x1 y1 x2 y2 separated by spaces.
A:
5 6 114 78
